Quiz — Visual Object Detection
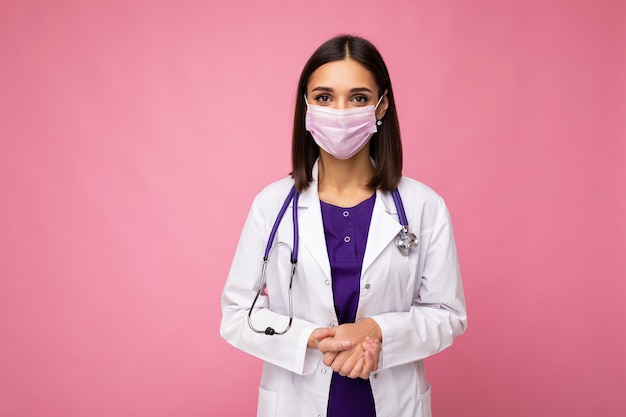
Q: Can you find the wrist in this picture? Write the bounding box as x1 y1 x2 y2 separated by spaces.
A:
361 318 382 342
307 330 317 348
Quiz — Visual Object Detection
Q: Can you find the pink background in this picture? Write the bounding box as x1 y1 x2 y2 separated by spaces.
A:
1 1 625 416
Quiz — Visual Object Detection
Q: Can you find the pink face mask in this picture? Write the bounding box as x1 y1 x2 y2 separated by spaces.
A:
305 95 384 160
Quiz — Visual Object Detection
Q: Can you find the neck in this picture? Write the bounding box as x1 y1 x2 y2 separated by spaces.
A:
317 148 375 206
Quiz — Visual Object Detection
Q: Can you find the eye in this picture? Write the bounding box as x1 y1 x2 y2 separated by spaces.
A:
351 95 369 104
314 94 332 103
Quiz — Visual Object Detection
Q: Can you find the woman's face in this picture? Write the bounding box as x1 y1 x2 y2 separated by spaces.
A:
306 58 388 119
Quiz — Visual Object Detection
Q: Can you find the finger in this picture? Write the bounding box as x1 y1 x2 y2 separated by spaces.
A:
349 357 365 379
362 337 380 372
323 351 338 367
317 338 352 354
369 339 380 371
330 350 349 374
339 351 363 377
370 340 383 371
360 350 372 379
361 339 377 376
313 327 335 341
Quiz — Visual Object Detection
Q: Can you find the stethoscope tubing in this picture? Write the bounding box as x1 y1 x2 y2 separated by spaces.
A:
391 188 408 226
248 185 298 335
262 186 297 261
248 185 417 335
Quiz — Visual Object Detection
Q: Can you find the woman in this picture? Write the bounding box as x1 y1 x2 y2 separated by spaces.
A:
220 35 467 417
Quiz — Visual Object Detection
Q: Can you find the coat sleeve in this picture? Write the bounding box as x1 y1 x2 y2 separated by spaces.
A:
370 197 468 370
220 193 322 375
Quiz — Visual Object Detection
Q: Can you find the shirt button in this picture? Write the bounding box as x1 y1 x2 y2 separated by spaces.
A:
324 279 330 285
321 368 327 374
343 211 349 217
365 283 371 289
329 323 335 327
344 236 351 243
372 372 379 379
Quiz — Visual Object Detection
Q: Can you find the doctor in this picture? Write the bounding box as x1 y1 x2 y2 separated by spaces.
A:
220 35 467 417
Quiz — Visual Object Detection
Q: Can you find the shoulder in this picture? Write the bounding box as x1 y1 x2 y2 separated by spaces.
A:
395 176 450 221
255 176 295 201
397 176 445 206
250 176 296 216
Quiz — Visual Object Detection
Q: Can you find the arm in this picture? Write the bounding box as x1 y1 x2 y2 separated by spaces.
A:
220 192 352 375
371 200 467 370
220 194 317 374
319 198 466 374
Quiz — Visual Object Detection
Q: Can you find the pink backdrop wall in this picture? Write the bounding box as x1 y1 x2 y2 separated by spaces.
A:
1 1 625 416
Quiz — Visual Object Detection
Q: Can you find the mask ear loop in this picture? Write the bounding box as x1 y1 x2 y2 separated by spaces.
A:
375 93 386 125
374 94 385 109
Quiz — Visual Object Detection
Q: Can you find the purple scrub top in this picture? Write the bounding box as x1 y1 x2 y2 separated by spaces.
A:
320 193 377 417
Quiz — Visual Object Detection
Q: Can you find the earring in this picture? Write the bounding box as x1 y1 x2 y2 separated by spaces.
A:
376 120 383 126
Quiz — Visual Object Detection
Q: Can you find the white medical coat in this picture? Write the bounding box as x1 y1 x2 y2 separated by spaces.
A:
220 164 467 417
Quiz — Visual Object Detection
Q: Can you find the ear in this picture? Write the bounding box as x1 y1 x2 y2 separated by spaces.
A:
375 89 389 121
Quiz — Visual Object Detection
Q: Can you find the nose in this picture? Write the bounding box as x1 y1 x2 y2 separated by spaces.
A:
334 98 349 109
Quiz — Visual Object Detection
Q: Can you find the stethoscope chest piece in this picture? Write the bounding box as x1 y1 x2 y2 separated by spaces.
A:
391 188 419 256
395 226 419 256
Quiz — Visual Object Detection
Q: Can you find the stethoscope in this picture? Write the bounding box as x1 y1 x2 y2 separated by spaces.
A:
247 185 418 336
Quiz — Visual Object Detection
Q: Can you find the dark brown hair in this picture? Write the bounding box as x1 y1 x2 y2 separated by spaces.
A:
291 35 403 192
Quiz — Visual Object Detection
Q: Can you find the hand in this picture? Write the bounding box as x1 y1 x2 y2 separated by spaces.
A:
322 319 382 378
335 336 381 379
308 327 352 352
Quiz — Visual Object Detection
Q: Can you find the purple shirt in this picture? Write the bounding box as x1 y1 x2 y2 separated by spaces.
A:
320 193 376 417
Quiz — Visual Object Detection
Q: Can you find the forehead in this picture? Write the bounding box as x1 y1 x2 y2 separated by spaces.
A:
307 59 378 92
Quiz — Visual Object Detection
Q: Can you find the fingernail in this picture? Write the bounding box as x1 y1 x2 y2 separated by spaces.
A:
341 341 351 348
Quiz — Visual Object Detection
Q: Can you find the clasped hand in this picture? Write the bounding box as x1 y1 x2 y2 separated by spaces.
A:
308 318 382 380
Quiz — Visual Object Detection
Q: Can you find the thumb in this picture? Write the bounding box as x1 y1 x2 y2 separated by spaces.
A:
313 327 336 341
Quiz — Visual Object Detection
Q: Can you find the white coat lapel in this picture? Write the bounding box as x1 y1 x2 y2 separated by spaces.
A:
362 189 403 273
294 165 331 280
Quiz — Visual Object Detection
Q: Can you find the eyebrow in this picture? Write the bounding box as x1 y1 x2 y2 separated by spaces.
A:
311 86 375 94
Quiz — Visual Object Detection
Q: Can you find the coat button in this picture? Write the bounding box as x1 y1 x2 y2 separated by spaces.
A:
344 236 351 243
343 211 349 217
365 283 371 289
